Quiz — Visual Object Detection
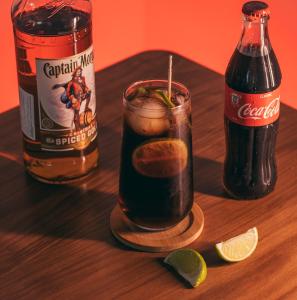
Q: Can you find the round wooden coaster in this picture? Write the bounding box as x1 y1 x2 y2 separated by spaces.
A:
110 202 204 252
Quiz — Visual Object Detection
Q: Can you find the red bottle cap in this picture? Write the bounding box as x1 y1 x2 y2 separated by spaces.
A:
242 1 270 18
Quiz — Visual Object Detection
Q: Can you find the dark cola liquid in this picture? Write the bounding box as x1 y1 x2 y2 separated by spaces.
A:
224 49 282 199
119 91 193 230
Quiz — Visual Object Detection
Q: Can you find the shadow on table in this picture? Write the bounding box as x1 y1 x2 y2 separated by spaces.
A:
0 160 123 249
0 146 228 248
199 244 228 268
193 156 225 198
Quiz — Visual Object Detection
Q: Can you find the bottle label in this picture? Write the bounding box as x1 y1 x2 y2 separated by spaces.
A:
19 87 36 140
225 85 281 126
36 46 97 151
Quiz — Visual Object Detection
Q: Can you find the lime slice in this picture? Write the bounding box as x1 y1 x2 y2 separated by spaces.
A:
132 139 188 178
164 249 207 288
215 227 258 262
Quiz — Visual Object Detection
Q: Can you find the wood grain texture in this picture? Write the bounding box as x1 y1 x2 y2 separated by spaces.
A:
110 203 204 252
0 51 296 300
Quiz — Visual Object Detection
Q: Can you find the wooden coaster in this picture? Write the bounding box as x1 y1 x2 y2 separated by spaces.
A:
110 203 204 252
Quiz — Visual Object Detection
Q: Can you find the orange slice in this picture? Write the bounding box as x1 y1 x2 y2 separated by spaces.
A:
132 139 188 178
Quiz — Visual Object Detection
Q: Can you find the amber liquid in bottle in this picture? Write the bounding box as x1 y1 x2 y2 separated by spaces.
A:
12 5 99 183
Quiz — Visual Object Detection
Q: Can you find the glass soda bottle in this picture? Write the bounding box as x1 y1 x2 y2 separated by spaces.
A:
224 1 282 199
11 0 99 183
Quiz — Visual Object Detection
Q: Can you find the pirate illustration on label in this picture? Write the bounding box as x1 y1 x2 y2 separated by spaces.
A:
53 66 93 131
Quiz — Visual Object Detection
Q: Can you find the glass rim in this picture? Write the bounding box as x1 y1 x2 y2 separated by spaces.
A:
123 79 191 112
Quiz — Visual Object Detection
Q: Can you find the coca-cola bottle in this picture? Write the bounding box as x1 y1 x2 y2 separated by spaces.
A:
224 1 282 199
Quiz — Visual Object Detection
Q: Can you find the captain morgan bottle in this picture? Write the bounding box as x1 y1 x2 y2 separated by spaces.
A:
11 0 99 183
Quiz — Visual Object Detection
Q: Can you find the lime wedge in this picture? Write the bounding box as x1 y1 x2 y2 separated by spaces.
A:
215 227 258 262
164 249 207 288
132 139 188 178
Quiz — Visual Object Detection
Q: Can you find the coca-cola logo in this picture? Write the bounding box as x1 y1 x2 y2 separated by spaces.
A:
237 97 280 120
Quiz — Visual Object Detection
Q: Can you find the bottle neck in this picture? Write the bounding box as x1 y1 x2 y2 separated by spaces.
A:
237 16 271 57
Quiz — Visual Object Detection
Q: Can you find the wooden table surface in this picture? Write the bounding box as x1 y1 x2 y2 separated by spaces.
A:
0 51 297 300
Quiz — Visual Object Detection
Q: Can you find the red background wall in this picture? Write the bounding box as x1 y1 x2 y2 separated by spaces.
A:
0 0 296 113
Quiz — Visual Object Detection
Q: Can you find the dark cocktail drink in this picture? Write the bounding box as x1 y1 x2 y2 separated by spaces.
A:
119 80 193 230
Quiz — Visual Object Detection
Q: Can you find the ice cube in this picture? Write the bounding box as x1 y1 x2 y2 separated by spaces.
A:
125 97 170 136
175 94 186 106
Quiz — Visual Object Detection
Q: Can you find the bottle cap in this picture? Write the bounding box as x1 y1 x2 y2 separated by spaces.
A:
242 1 270 18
